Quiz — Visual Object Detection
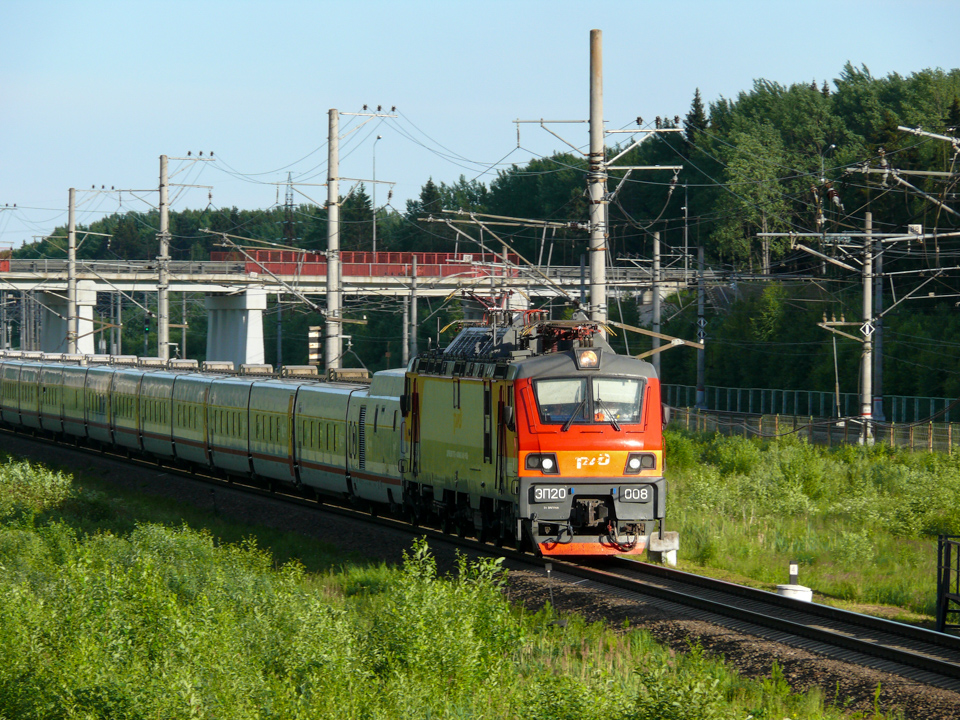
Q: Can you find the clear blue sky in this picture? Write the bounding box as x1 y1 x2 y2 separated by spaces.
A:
1 0 957 248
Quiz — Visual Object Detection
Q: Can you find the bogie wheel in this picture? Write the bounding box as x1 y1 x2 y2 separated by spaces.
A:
479 513 495 544
406 506 420 528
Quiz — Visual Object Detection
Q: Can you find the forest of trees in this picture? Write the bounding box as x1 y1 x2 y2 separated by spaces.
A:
14 63 960 397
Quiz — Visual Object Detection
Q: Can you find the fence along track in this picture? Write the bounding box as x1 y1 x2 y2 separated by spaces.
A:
671 406 960 453
663 384 960 425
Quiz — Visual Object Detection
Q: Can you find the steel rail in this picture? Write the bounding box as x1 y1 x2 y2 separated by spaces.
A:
548 557 960 687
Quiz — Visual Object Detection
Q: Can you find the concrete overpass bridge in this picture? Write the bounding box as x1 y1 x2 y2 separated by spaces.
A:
0 251 692 368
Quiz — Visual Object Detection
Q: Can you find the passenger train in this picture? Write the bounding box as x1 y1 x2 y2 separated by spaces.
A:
0 314 673 557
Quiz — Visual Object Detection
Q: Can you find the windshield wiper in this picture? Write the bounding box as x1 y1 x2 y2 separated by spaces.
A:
561 397 587 432
595 397 621 431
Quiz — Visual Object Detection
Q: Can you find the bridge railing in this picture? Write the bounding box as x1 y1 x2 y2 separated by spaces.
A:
7 254 688 285
9 259 248 275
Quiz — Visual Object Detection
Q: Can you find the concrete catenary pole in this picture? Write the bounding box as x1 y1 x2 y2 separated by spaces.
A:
158 155 170 361
373 134 382 256
696 244 706 408
402 294 409 367
873 229 884 421
67 187 77 354
588 29 607 325
326 109 342 372
652 231 661 376
182 293 187 360
861 212 873 443
276 293 283 368
410 256 419 358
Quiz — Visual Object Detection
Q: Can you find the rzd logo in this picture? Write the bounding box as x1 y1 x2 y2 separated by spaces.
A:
575 453 611 470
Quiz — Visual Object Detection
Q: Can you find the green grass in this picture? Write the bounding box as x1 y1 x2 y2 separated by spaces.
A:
666 429 957 620
0 452 905 718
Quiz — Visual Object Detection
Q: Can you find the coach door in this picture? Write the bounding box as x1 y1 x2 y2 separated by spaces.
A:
345 390 368 496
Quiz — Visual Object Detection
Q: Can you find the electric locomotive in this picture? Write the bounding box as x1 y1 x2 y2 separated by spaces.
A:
0 312 675 559
401 312 674 557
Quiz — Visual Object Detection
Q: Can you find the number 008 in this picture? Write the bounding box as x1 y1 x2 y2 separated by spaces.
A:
622 487 650 502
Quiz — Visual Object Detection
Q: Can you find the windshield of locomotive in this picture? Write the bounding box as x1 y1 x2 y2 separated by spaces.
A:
533 377 644 425
592 377 644 424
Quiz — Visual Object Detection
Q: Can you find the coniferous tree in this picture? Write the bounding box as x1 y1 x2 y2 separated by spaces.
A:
684 88 708 146
948 97 960 131
340 184 373 252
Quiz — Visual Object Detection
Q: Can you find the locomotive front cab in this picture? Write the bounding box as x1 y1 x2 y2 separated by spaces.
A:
514 348 666 557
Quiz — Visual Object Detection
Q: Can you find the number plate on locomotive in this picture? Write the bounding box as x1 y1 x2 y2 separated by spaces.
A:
619 486 653 503
532 486 567 502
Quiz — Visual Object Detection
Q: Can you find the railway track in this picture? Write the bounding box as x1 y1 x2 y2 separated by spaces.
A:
536 557 960 693
5 426 960 695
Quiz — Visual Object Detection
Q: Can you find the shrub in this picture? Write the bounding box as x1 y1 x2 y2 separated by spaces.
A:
664 430 702 472
702 434 761 476
633 643 732 720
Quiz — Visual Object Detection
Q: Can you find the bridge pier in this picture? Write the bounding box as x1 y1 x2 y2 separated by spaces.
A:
39 282 97 354
205 289 266 368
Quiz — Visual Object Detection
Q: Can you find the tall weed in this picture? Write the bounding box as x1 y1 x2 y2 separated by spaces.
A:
666 430 949 615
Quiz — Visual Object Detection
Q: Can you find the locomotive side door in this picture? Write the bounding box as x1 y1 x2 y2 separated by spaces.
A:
406 375 421 477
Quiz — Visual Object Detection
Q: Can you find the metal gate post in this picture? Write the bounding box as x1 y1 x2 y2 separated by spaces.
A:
938 536 948 633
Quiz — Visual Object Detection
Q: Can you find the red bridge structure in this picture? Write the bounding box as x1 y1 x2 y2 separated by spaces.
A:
210 250 522 279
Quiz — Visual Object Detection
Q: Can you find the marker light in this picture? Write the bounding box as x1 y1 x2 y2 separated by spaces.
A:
540 456 555 472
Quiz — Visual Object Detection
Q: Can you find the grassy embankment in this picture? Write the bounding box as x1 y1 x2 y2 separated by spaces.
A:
0 453 905 719
666 429 960 621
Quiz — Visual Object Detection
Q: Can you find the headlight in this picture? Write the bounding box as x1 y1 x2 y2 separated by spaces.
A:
574 348 601 369
525 453 559 474
624 452 656 474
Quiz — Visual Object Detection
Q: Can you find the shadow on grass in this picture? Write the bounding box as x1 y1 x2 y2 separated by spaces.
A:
4 444 383 577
